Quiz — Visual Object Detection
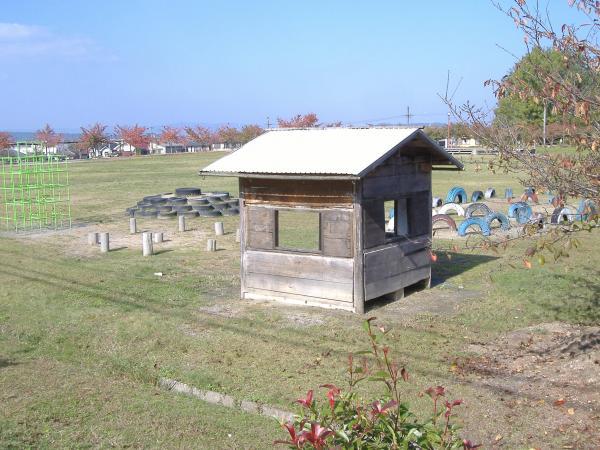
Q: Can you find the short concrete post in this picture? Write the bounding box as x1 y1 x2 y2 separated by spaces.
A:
88 232 99 246
235 228 241 243
153 232 163 244
206 239 217 252
99 232 109 253
214 221 224 236
142 232 153 256
129 217 137 234
178 215 186 232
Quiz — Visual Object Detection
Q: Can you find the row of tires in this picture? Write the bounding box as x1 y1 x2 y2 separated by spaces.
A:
126 188 240 218
438 186 496 206
432 212 509 237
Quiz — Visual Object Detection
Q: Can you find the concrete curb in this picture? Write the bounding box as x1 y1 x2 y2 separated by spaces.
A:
157 377 295 422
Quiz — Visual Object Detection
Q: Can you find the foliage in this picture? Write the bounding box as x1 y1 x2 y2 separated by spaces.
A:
184 125 215 148
216 125 242 146
277 113 320 128
116 124 150 151
35 124 63 150
276 318 473 449
78 123 109 155
239 124 264 144
450 0 599 205
0 131 12 153
158 126 184 145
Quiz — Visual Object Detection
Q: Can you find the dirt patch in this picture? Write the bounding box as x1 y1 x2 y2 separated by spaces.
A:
281 311 325 328
367 283 480 319
457 323 600 447
198 303 244 319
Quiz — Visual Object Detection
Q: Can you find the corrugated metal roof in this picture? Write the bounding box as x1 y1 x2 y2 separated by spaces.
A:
200 127 461 177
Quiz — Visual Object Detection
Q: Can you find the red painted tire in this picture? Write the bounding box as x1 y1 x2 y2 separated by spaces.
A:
432 214 457 231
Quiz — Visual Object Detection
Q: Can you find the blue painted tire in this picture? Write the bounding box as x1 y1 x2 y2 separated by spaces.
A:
508 202 529 218
445 186 468 204
485 212 510 230
465 202 491 219
504 188 513 199
471 190 484 202
458 217 491 236
515 205 533 224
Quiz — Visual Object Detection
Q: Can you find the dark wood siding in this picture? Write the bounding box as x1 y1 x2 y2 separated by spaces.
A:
246 206 276 249
321 210 353 258
241 178 353 207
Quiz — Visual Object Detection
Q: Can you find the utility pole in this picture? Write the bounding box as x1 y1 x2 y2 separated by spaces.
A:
447 111 451 149
403 106 413 126
542 100 547 146
266 117 271 129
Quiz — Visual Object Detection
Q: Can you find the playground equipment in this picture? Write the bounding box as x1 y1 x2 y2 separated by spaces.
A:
0 155 71 232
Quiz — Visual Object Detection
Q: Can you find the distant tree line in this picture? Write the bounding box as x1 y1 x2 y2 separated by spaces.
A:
0 113 327 157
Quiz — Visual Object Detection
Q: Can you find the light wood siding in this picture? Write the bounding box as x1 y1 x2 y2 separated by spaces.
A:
246 206 276 249
244 250 354 303
321 210 353 258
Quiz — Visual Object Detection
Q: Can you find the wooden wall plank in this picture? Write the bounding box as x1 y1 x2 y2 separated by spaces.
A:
364 266 431 301
364 248 430 281
244 250 353 283
245 273 353 302
321 210 352 258
362 172 430 199
362 200 385 249
246 206 276 249
241 178 353 207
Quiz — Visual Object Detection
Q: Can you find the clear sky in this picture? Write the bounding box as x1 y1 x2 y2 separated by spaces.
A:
0 0 581 132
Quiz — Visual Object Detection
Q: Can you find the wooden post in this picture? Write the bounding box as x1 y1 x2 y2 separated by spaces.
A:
142 232 153 256
214 221 224 236
178 215 186 232
206 239 217 252
353 181 365 314
129 217 137 234
153 232 163 243
235 228 241 243
88 232 99 246
99 232 110 253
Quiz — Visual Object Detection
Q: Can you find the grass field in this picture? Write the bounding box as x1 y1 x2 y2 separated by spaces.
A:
1 153 598 449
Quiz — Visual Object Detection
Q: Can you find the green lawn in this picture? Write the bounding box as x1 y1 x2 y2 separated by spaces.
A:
1 153 598 449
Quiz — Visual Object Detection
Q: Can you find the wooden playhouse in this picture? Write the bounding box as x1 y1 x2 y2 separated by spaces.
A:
200 127 463 313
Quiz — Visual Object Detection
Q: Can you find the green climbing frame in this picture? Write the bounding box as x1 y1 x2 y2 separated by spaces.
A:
0 155 72 232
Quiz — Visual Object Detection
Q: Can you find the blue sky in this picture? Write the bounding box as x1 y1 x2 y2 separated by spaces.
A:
0 1 581 132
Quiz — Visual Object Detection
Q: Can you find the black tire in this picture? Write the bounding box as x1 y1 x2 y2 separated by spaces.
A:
157 205 173 212
226 199 240 207
187 197 210 206
173 205 193 212
175 187 202 196
222 208 240 216
198 210 222 217
192 205 214 212
210 202 229 211
179 211 199 218
167 197 188 206
158 211 177 219
148 197 169 205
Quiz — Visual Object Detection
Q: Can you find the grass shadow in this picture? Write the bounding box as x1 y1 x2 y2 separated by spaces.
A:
431 251 499 286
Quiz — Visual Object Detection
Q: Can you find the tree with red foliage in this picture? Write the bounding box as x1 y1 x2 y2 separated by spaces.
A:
184 125 215 150
35 124 63 155
277 113 320 128
0 131 13 156
159 126 184 145
79 123 109 157
116 124 150 154
216 125 241 147
239 124 264 144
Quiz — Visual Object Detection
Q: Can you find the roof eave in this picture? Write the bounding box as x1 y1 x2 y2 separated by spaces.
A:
198 170 360 181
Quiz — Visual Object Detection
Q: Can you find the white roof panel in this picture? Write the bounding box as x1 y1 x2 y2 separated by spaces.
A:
200 127 459 176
